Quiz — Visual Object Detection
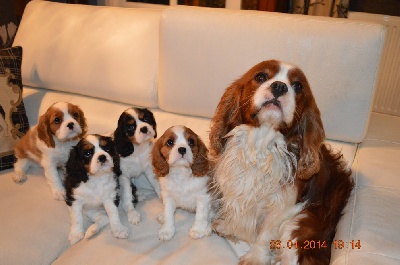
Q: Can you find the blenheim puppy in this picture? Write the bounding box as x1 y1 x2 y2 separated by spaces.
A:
209 60 354 265
64 134 129 245
13 102 87 200
113 107 158 225
152 125 212 241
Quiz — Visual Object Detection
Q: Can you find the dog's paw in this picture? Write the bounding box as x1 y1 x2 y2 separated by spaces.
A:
85 224 100 239
128 209 141 225
158 226 175 241
13 172 27 183
52 189 66 201
68 231 84 245
112 225 129 239
156 212 164 224
188 225 212 239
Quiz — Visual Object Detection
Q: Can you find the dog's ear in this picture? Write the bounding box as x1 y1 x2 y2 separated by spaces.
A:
65 143 88 206
191 136 210 177
142 108 157 138
114 112 134 157
151 137 169 178
209 80 244 158
77 106 87 138
37 112 55 148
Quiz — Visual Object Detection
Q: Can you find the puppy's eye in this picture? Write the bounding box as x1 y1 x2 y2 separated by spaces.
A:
54 117 61 124
166 139 174 147
143 116 148 122
254 72 268 84
73 112 79 119
292 82 303 93
102 146 110 152
84 150 92 158
188 138 195 147
127 124 135 131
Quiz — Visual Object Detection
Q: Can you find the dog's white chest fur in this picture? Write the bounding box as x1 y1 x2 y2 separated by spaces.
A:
160 167 210 212
214 124 298 243
120 142 152 177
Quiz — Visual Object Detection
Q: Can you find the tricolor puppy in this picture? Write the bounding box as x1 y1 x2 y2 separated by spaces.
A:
210 60 354 265
13 102 87 200
64 134 129 245
152 125 212 241
113 107 158 225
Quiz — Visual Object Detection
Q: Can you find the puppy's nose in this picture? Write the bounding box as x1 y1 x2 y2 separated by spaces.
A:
140 126 148 134
98 155 107 163
67 122 74 130
271 81 288 98
178 147 186 156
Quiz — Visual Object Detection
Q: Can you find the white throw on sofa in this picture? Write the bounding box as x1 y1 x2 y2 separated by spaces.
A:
1 1 399 264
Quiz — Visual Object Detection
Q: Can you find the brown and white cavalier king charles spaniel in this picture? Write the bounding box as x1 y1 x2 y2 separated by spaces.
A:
210 60 354 265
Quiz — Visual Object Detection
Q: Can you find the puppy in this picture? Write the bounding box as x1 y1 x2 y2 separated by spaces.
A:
209 60 354 264
64 134 129 245
113 107 158 225
13 102 87 200
152 125 212 241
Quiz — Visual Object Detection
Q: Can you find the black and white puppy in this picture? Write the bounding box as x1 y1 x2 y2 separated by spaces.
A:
113 107 159 225
65 134 129 245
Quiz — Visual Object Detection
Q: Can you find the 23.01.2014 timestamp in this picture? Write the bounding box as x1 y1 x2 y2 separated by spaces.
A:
270 239 361 250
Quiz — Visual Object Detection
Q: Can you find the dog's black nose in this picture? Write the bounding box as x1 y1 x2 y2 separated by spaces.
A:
98 155 107 163
140 126 148 134
178 147 186 156
271 81 288 98
67 122 74 130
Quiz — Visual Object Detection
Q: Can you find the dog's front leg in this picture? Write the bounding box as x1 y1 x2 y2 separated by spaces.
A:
120 175 141 224
68 202 85 245
189 194 212 239
103 199 129 239
158 196 176 241
42 159 65 200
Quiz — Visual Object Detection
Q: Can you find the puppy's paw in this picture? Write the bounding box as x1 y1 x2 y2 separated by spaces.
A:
128 209 141 225
156 212 164 224
85 224 99 239
68 231 84 245
188 225 212 239
158 226 175 241
112 225 129 239
13 172 27 183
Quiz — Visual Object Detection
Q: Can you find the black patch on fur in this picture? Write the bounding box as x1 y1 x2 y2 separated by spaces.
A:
131 182 139 206
135 107 157 138
114 112 135 157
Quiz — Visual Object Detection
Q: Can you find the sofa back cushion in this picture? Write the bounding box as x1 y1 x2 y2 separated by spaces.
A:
13 1 161 108
158 7 386 143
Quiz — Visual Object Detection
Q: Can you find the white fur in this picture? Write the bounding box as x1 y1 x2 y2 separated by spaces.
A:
13 102 83 200
253 63 296 127
213 124 304 264
68 135 128 245
157 126 212 241
119 109 159 225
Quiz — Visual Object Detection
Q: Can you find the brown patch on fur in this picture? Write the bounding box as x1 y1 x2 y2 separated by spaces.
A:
183 127 209 177
152 128 175 178
14 127 43 160
36 107 64 148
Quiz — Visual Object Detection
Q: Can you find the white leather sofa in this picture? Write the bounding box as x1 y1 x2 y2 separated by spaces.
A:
1 1 399 264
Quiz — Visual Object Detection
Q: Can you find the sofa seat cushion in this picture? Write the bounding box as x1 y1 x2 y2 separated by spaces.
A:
13 1 161 108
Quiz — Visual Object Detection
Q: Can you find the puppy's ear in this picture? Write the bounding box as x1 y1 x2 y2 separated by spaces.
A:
143 108 157 138
37 113 55 148
109 138 122 177
209 80 244 158
114 112 134 157
77 106 87 138
65 143 88 206
192 137 210 177
151 137 169 178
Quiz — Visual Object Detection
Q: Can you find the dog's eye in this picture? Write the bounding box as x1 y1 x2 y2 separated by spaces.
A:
84 150 92 158
73 112 79 119
142 116 148 122
127 124 135 131
254 72 268 84
292 82 303 94
102 146 110 152
54 117 61 124
188 138 195 147
166 139 174 147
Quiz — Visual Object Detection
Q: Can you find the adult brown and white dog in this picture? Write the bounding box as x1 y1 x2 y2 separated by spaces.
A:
13 102 87 200
209 60 354 265
152 125 212 241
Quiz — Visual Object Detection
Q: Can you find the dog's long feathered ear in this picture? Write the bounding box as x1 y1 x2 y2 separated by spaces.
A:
192 137 210 177
37 113 55 148
113 112 134 157
65 144 88 206
77 106 88 138
151 137 169 178
109 138 122 177
209 81 243 158
289 100 325 180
